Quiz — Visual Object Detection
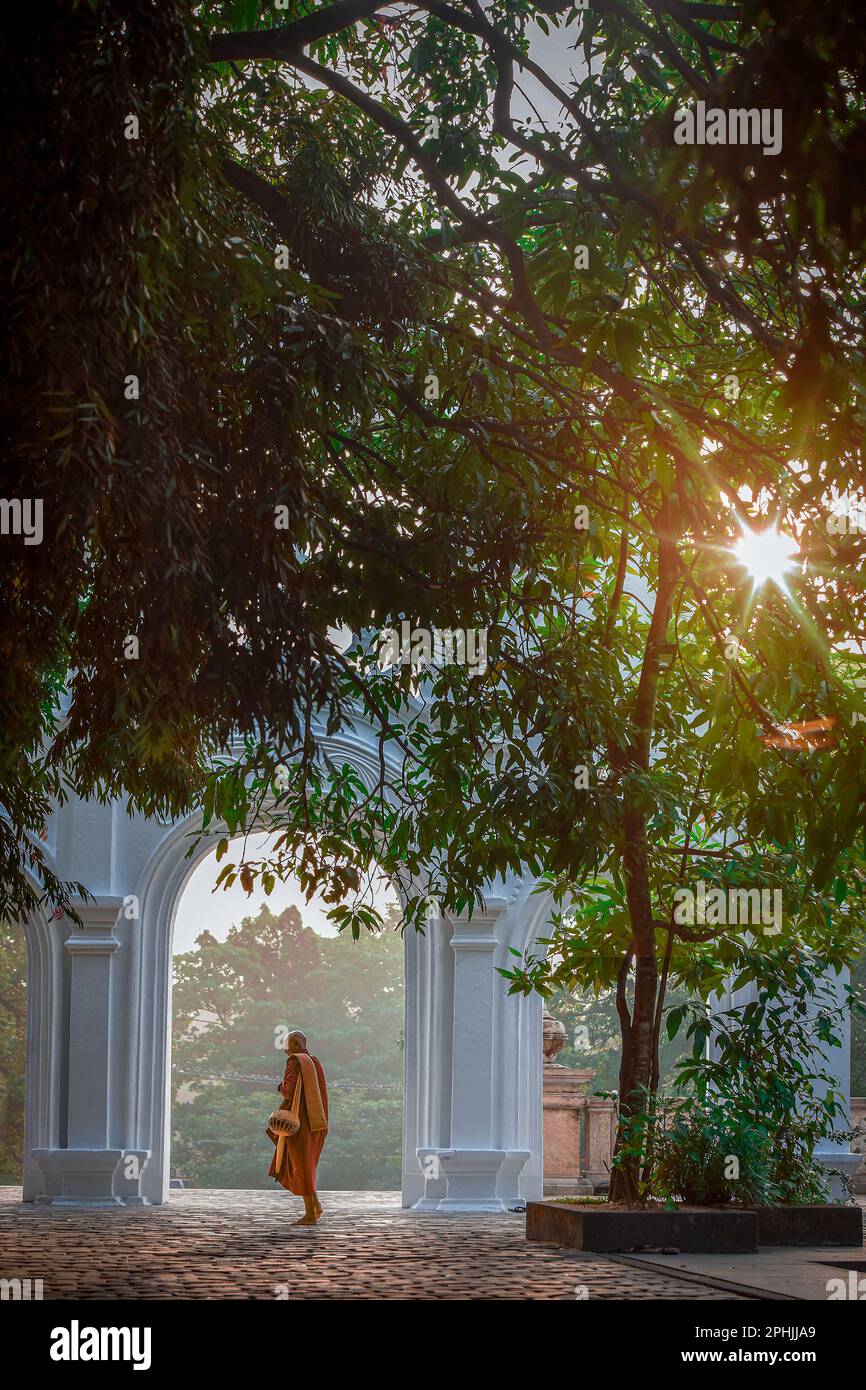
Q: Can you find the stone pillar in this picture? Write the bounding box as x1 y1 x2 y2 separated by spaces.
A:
436 906 508 1211
542 1068 594 1196
812 967 861 1200
403 904 453 1210
21 910 66 1202
583 1096 616 1189
65 901 120 1150
32 897 148 1206
409 891 537 1213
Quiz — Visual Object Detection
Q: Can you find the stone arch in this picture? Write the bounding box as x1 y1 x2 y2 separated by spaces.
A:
21 723 551 1209
130 730 411 1205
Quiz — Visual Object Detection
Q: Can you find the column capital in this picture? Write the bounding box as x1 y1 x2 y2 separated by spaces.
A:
450 897 507 949
64 896 123 955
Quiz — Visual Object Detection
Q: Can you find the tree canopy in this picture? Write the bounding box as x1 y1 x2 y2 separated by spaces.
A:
2 0 541 918
196 0 866 1195
5 1 866 1197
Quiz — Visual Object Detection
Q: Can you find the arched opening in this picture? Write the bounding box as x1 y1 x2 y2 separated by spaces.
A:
13 773 551 1211
167 834 405 1201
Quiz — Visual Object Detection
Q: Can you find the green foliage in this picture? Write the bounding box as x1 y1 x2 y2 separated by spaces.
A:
7 0 866 1205
170 1085 404 1192
546 982 689 1092
0 0 542 921
316 1089 403 1192
619 1093 776 1208
614 947 864 1206
171 1087 274 1191
171 901 404 1191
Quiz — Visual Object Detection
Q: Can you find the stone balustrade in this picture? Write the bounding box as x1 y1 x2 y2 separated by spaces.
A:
544 1082 866 1198
542 1065 616 1196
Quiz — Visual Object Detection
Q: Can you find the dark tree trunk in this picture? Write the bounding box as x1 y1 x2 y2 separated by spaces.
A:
608 503 680 1204
608 803 659 1202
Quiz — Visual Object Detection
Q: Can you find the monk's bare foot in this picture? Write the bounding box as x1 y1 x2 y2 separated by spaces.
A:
293 1215 318 1226
314 1198 323 1218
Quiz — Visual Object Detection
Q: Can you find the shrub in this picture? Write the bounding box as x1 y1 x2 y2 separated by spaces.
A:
610 948 864 1207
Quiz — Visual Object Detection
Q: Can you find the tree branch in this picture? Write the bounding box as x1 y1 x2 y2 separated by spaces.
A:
209 0 389 61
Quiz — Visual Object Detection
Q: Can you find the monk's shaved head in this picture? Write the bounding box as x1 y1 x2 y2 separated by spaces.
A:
286 1029 307 1053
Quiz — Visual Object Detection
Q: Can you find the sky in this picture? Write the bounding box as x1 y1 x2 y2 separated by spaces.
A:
172 830 399 955
300 7 597 169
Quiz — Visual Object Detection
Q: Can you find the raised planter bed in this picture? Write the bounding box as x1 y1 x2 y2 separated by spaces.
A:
752 1204 863 1247
526 1201 757 1253
526 1200 864 1254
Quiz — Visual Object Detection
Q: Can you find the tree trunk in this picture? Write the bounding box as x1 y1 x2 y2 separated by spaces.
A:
608 503 680 1204
608 804 659 1202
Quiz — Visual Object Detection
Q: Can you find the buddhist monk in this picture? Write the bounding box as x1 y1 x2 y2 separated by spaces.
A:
267 1029 328 1225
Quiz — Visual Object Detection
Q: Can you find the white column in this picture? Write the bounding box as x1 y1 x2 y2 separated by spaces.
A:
65 901 120 1149
813 966 861 1200
434 903 509 1211
495 966 540 1205
402 919 426 1208
409 914 454 1210
493 879 549 1205
409 886 543 1212
21 911 66 1202
32 897 147 1206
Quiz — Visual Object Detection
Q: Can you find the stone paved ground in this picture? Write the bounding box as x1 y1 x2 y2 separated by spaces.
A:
0 1188 744 1300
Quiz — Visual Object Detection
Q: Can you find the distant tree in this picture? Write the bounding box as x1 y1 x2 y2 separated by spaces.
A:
171 901 404 1190
547 982 689 1094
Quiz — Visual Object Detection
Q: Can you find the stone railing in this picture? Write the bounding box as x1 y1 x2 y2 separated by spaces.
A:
852 1097 866 1193
542 1067 616 1196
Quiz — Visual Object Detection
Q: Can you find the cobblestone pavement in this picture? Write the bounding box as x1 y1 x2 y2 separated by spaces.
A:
0 1188 744 1300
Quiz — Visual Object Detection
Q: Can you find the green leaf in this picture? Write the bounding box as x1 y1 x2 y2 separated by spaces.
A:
613 317 641 376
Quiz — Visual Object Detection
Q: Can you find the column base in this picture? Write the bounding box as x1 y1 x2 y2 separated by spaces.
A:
32 1149 151 1207
415 1148 509 1212
498 1149 531 1206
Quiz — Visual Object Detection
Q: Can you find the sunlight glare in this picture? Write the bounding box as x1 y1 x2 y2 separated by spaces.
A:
731 524 799 588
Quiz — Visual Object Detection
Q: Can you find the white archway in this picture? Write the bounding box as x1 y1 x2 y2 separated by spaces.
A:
20 723 554 1210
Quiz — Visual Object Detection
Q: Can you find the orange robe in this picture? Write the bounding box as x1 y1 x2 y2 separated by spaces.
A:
268 1052 328 1196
